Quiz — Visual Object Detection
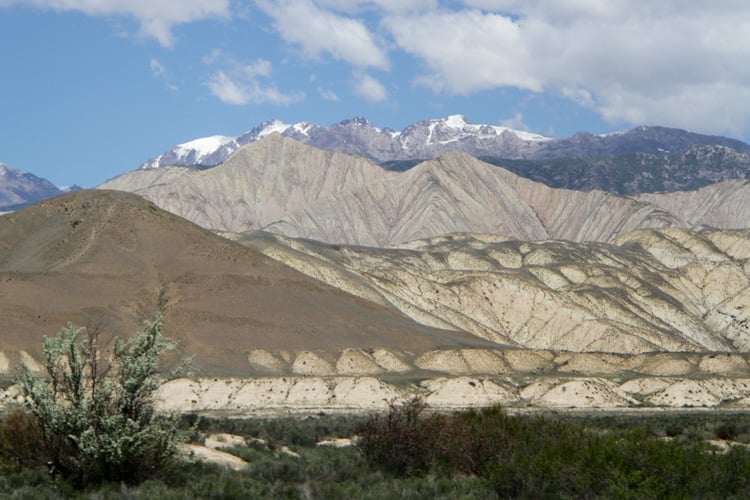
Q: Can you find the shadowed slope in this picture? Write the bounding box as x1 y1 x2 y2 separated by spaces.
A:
0 190 490 375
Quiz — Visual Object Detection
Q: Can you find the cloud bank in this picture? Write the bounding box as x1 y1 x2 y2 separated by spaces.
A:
257 0 750 135
205 57 304 105
5 0 750 135
0 0 231 46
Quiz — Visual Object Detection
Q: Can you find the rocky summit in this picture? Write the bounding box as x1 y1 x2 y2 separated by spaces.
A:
103 134 750 247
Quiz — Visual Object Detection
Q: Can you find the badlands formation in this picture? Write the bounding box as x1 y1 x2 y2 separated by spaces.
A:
3 135 750 414
101 134 684 245
165 226 750 414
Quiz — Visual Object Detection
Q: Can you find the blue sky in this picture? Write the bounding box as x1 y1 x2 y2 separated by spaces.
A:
2 1 750 187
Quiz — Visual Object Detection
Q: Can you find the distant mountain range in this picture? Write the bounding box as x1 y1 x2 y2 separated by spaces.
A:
479 145 750 194
140 116 750 170
4 116 750 210
101 134 750 246
138 115 750 196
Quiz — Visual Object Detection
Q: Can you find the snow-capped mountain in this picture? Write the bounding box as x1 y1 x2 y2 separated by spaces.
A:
140 135 238 170
0 163 70 209
138 115 750 171
138 115 553 170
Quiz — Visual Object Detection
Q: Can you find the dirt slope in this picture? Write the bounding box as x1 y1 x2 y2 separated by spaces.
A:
0 190 490 375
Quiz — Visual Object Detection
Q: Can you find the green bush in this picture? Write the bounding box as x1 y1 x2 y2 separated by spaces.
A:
12 314 189 488
357 403 750 498
357 397 450 475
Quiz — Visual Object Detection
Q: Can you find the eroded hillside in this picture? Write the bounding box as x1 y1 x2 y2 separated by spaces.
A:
102 134 690 245
232 228 750 354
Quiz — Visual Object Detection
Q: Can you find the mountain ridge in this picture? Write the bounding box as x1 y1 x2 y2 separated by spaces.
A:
102 134 690 246
140 116 750 171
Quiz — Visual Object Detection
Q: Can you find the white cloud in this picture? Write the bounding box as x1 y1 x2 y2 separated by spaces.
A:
206 59 304 105
315 0 437 13
149 58 167 78
382 1 750 135
207 72 249 105
386 10 540 94
202 48 224 66
500 112 528 131
1 0 230 47
353 72 387 102
240 59 272 79
255 0 389 69
149 58 179 92
8 0 750 137
318 87 340 101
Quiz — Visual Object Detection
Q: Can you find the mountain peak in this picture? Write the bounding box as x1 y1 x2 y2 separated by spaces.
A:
339 117 372 127
0 162 65 209
443 114 470 128
177 135 235 155
135 116 750 171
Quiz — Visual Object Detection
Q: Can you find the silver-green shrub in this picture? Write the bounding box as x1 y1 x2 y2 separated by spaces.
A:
17 314 188 487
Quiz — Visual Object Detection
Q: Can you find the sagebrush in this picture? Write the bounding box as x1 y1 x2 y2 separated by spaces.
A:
9 314 188 487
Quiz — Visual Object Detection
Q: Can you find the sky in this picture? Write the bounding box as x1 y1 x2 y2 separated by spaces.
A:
2 1 750 187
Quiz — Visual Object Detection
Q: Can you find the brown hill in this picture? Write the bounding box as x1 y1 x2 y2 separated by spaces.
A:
0 190 490 375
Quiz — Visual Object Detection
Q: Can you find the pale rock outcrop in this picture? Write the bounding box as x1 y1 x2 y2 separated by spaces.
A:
238 229 750 354
421 377 517 408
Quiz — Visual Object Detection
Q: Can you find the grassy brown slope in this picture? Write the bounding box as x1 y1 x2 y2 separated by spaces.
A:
0 190 491 375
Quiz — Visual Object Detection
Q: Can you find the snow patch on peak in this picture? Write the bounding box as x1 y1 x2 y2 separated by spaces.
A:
292 122 313 136
598 129 628 138
257 120 290 138
444 114 469 129
491 127 552 142
177 135 235 156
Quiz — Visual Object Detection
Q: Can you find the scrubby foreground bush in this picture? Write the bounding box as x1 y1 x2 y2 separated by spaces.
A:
1 314 189 488
3 404 750 497
358 399 750 498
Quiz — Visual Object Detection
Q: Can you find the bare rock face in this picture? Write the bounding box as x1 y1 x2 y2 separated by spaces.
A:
236 228 750 354
102 135 687 246
637 180 750 230
103 134 392 234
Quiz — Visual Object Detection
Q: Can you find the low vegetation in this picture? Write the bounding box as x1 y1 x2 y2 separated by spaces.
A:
3 397 750 497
